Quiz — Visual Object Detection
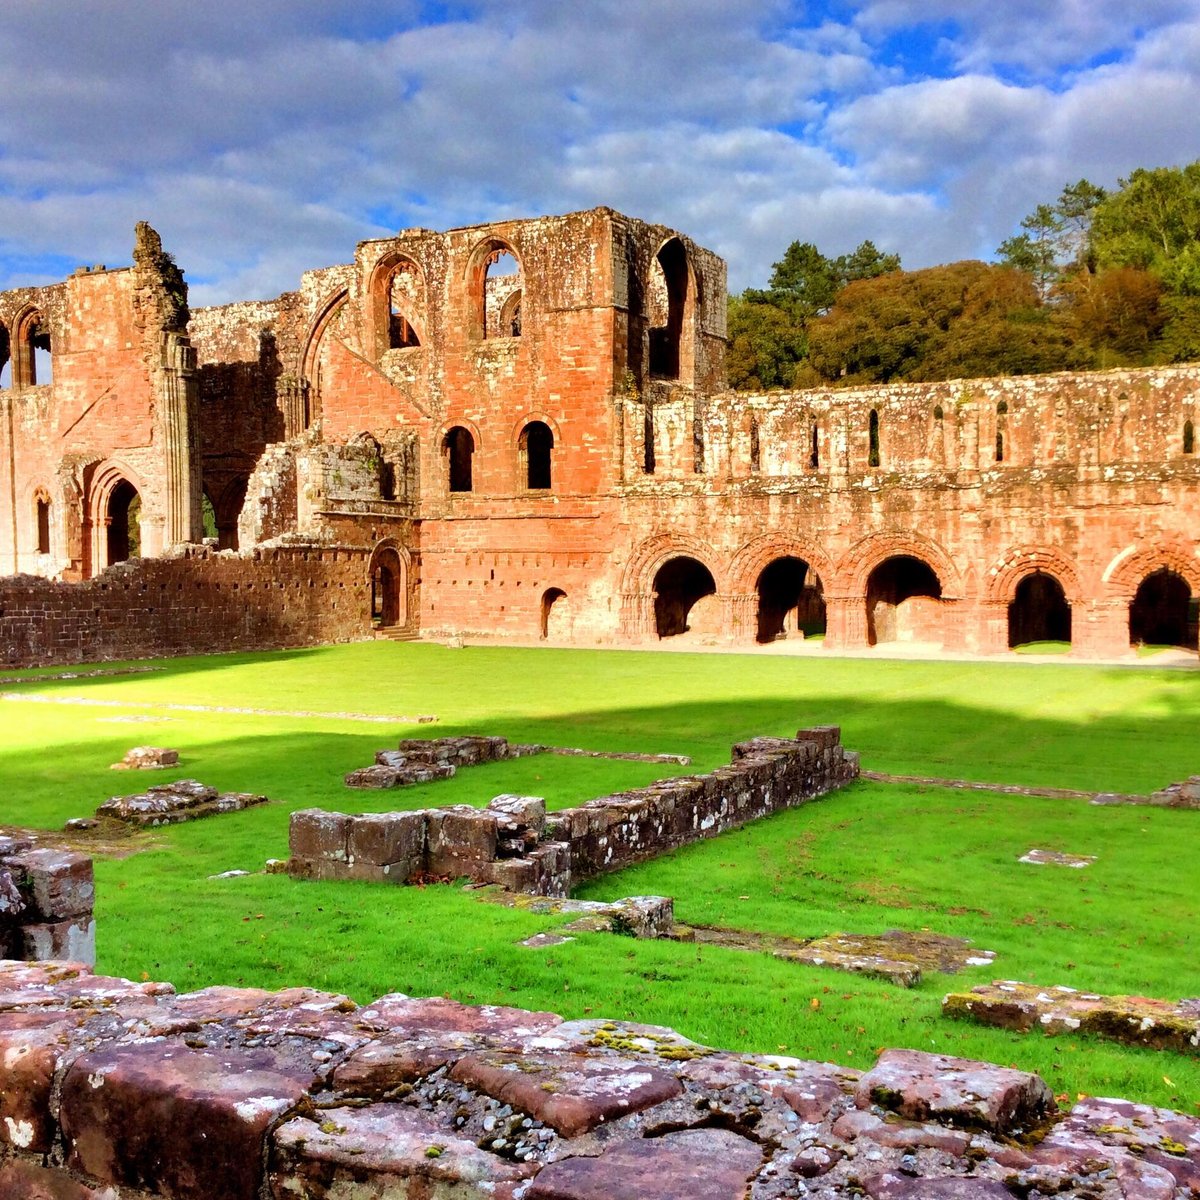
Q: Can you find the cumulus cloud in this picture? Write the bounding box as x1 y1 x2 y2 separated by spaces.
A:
0 1 1197 300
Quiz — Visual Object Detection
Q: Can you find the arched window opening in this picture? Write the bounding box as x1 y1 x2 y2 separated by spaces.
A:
0 324 9 388
444 426 475 493
749 417 761 473
541 587 569 640
201 492 218 539
868 409 881 467
865 555 941 646
23 312 52 386
388 263 421 348
653 556 716 638
483 248 522 340
995 430 1005 462
643 405 655 475
648 238 688 380
1008 572 1071 649
521 421 553 490
995 401 1007 463
106 481 140 566
809 422 819 469
370 548 406 629
933 405 944 421
1184 420 1194 455
1129 568 1196 650
35 494 51 555
755 557 825 644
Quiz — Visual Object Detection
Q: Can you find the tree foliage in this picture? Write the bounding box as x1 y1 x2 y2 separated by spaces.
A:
727 160 1200 391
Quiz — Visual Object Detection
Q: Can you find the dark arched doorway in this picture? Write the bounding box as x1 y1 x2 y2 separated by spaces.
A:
755 557 826 643
106 480 140 565
1129 569 1196 649
541 588 569 640
521 421 553 490
371 549 406 629
654 557 716 638
866 555 941 645
444 427 475 493
1008 572 1071 648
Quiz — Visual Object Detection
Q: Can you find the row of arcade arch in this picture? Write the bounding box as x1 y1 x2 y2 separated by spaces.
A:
625 538 1200 653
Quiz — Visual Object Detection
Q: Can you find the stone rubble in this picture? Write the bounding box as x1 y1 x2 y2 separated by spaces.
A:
944 981 1200 1054
96 778 269 826
300 727 859 898
109 745 180 770
2 958 1198 1200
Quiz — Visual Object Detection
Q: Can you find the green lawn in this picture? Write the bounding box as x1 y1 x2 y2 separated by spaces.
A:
1 642 1198 1112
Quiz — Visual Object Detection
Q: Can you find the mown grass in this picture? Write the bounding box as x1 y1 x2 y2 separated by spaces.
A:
1 642 1198 1112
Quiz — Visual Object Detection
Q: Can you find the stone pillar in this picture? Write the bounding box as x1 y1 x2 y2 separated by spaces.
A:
1071 598 1131 660
620 592 656 641
824 594 867 650
158 333 201 547
727 592 757 642
281 375 309 441
975 601 1011 655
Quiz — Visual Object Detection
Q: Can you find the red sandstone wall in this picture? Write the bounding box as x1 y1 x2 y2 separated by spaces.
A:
0 545 369 669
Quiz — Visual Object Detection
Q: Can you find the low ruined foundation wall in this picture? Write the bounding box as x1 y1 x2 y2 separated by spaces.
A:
0 837 94 964
0 544 370 668
2 957 1196 1200
288 726 859 896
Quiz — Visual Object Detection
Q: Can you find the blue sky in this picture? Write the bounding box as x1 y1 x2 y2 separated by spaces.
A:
1 0 1198 303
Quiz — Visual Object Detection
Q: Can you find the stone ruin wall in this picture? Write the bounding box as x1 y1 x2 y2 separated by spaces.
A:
2 957 1199 1200
2 207 1200 661
0 543 369 669
287 727 858 897
0 838 94 965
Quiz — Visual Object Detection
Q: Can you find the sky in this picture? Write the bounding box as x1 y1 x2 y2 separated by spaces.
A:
2 0 1198 304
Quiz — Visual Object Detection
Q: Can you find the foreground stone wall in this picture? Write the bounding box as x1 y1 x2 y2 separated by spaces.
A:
1 958 1196 1199
0 543 369 668
288 726 859 896
0 840 94 964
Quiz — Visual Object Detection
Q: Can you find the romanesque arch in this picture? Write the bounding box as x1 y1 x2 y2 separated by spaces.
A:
647 237 695 382
836 531 964 600
984 546 1084 607
368 540 411 630
653 557 717 638
728 535 833 644
12 305 51 387
85 461 145 576
1104 544 1200 652
620 533 725 597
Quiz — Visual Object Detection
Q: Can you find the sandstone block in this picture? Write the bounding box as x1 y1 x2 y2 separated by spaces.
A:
289 808 351 862
20 916 96 966
855 1048 1054 1134
0 1160 111 1200
488 792 547 835
4 850 94 921
426 806 498 876
449 1049 683 1137
111 745 179 770
0 1011 84 1153
61 1041 309 1200
347 810 426 871
270 1104 532 1198
526 1128 762 1200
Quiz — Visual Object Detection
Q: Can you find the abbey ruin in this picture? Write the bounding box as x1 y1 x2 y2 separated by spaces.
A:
1 208 1198 665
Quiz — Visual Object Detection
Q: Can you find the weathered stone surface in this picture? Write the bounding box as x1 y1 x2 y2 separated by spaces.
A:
855 1049 1055 1134
450 1049 684 1136
527 1128 762 1200
270 1103 535 1197
4 849 94 920
110 745 180 770
19 915 95 964
61 1041 309 1200
98 779 267 826
346 810 426 871
0 1010 84 1152
944 980 1200 1052
3 960 1200 1199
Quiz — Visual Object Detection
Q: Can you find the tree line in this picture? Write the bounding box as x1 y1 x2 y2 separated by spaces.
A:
727 161 1200 391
